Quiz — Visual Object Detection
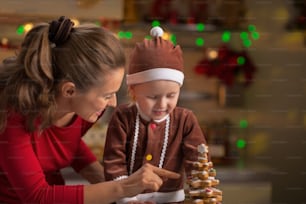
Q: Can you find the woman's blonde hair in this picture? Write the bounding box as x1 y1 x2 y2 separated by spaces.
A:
0 16 126 132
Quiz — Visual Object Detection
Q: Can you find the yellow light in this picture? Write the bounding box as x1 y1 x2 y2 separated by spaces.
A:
24 23 34 33
1 37 8 45
207 49 218 60
71 18 80 26
162 31 170 40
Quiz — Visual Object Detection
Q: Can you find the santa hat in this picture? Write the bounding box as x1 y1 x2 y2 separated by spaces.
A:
126 26 184 86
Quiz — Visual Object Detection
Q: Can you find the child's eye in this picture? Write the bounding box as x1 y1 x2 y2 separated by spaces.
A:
147 96 157 99
167 93 176 98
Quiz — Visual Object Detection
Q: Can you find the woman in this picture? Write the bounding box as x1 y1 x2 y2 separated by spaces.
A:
0 16 179 204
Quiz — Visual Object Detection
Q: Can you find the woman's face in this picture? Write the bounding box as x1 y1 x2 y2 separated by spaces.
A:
131 80 180 121
71 68 124 123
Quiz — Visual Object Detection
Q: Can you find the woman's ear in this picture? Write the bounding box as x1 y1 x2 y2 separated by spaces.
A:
61 82 76 97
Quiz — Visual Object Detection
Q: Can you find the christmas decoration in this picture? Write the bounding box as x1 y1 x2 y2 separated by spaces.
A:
186 144 223 204
194 44 256 87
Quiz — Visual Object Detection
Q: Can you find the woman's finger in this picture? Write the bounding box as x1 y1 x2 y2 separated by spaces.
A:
141 163 180 179
149 165 180 179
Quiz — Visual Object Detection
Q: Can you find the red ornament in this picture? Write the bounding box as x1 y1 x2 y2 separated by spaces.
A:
194 44 256 87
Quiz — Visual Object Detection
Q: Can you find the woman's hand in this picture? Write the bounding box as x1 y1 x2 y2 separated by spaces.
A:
83 163 179 204
119 163 180 198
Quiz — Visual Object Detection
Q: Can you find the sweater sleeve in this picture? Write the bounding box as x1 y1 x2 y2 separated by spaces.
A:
182 110 207 177
0 114 84 204
103 106 130 181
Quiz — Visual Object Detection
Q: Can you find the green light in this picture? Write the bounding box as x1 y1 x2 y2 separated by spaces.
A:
248 24 256 32
242 39 252 48
118 31 125 39
239 119 248 128
222 31 231 42
195 38 204 46
118 31 133 39
170 34 177 45
237 56 245 65
196 23 205 32
151 20 160 27
125 31 133 39
16 25 25 35
251 32 260 40
145 35 151 39
236 139 246 149
240 32 248 40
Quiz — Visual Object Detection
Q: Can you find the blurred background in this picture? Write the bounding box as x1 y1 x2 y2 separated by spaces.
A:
0 0 305 203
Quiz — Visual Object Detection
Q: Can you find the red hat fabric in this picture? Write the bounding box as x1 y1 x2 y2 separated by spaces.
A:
126 26 184 86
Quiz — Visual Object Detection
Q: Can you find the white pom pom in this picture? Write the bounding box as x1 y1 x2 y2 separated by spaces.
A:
150 26 164 37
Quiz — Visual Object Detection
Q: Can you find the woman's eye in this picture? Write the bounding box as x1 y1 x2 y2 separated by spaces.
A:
104 94 113 100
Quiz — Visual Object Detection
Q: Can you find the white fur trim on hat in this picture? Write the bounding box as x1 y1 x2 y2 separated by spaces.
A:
126 68 184 86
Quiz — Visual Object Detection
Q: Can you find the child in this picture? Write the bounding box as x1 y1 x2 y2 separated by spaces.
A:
103 26 207 204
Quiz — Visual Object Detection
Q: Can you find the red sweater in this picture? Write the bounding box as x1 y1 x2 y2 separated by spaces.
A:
0 112 97 204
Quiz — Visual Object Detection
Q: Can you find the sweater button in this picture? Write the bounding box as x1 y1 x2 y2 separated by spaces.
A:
146 154 153 161
150 123 157 130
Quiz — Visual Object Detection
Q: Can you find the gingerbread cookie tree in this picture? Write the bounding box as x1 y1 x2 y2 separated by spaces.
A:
187 144 223 204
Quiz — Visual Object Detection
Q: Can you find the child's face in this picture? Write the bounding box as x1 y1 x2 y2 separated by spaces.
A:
131 80 180 121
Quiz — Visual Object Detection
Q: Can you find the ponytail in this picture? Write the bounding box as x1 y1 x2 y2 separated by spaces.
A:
0 23 55 132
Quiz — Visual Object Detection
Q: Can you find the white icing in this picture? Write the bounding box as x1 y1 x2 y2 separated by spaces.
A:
197 144 208 154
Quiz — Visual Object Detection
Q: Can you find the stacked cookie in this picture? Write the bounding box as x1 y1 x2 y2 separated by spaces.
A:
187 144 223 204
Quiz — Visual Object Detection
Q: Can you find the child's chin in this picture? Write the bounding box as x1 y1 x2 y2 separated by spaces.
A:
152 115 166 121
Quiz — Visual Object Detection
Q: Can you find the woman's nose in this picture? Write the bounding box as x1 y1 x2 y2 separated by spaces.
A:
108 94 117 107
